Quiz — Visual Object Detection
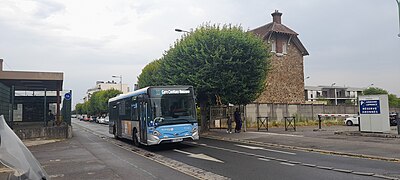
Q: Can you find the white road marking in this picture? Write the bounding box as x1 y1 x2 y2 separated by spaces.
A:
246 131 304 137
280 162 295 166
235 144 296 155
258 158 271 162
173 149 224 163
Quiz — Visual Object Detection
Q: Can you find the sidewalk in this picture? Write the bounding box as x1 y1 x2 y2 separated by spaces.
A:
203 125 400 161
0 139 62 179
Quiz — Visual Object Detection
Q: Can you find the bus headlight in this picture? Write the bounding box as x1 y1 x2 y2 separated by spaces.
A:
191 127 197 133
153 130 161 137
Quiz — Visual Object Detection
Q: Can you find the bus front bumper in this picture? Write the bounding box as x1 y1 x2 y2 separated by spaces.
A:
147 132 199 145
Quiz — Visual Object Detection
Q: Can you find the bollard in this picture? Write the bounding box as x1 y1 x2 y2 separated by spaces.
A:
397 116 400 135
318 115 321 129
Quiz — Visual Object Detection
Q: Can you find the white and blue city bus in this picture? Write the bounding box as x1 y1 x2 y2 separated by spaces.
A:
108 86 199 146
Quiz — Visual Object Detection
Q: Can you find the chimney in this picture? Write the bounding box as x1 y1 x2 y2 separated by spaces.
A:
271 10 282 24
0 59 3 71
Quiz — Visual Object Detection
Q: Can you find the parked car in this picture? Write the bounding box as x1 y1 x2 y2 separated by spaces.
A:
97 116 109 124
71 114 77 118
90 116 96 122
79 114 87 121
104 116 109 124
83 116 91 121
344 115 359 126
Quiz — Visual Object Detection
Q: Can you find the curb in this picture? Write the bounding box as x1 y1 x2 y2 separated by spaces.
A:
334 131 400 138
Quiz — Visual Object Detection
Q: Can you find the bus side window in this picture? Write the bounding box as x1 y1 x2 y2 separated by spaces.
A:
131 103 138 121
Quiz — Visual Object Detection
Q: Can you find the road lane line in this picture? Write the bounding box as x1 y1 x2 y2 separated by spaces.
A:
246 131 304 137
258 158 270 162
280 162 295 166
235 144 296 155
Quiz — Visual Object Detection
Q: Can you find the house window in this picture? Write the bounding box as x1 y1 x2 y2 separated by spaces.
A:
271 40 276 53
283 42 287 54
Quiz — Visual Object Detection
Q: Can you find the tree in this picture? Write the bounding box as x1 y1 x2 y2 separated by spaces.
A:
88 89 122 116
363 87 388 95
76 89 122 116
137 59 163 88
388 94 400 108
159 24 270 132
75 103 84 114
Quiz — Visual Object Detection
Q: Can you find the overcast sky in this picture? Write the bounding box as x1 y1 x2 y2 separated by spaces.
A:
0 0 399 106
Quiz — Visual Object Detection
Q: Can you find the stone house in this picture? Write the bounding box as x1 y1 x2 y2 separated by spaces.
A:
250 10 309 104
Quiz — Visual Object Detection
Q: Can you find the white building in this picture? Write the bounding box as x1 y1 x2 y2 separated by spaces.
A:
305 86 365 105
84 81 130 102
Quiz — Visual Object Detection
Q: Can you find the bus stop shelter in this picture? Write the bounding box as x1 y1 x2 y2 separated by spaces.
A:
0 59 64 128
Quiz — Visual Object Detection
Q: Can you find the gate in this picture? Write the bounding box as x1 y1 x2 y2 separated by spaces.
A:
209 106 230 129
209 105 244 130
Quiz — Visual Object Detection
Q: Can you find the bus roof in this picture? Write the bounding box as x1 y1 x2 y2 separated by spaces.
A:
108 85 193 103
108 87 149 103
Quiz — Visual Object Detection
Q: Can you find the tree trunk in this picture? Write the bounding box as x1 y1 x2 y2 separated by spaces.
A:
199 99 209 133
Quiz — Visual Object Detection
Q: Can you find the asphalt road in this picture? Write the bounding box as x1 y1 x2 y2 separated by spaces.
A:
72 119 400 180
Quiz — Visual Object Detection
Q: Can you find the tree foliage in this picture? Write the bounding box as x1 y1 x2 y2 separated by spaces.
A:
160 24 270 105
75 89 122 115
388 94 400 108
137 59 163 88
363 87 388 95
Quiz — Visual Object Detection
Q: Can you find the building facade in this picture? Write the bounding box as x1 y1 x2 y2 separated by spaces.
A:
84 81 129 102
305 86 365 105
251 10 309 104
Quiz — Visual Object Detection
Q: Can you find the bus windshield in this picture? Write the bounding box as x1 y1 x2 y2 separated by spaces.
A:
150 93 196 125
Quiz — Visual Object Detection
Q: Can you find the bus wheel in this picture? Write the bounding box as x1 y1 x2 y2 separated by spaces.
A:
132 130 140 147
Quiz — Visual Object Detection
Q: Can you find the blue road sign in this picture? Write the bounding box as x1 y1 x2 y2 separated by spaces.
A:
360 100 380 114
64 92 71 100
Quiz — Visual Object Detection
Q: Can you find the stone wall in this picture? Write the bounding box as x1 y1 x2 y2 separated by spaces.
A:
245 103 400 127
257 36 305 103
13 125 73 140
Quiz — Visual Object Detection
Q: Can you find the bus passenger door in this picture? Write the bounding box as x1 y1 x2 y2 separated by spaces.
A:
139 99 148 144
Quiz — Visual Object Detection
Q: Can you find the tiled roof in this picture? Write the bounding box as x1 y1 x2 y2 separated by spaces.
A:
251 22 298 37
250 22 309 56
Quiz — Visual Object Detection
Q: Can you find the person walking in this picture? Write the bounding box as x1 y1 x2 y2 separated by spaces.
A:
226 115 232 134
234 108 242 133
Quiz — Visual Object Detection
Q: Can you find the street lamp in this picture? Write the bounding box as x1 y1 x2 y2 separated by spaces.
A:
112 75 123 92
331 83 337 105
175 28 190 33
397 0 400 37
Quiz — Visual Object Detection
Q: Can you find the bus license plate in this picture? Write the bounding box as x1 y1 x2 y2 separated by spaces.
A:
172 138 183 142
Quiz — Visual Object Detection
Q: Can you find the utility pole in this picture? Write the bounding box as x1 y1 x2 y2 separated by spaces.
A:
397 0 400 37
